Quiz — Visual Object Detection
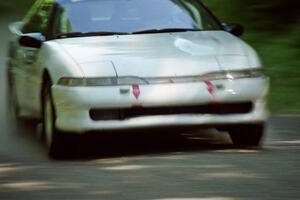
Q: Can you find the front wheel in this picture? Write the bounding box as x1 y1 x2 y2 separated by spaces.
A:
43 82 73 158
228 124 265 147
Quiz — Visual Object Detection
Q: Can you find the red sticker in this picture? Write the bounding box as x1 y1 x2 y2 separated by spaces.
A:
132 84 140 99
204 80 214 95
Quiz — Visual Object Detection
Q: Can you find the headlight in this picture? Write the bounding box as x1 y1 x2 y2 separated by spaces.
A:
58 68 264 86
58 76 148 86
223 68 265 80
201 68 264 81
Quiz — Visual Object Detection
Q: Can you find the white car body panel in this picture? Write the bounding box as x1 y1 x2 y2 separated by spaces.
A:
53 78 268 108
53 31 260 78
52 77 269 132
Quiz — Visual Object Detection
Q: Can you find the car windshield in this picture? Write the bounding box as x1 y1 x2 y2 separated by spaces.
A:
56 0 221 36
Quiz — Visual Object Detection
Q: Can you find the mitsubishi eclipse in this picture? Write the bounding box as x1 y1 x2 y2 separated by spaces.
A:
7 0 269 157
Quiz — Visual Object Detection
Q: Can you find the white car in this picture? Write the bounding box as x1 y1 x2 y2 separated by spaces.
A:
7 0 269 157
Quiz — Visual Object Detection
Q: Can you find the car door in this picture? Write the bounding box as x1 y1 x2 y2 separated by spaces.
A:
13 0 55 116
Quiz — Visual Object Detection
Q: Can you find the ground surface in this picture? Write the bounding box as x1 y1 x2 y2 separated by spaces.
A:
1 16 300 200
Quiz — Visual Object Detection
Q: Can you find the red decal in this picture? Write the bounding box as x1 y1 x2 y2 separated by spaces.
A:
204 80 214 95
132 84 140 99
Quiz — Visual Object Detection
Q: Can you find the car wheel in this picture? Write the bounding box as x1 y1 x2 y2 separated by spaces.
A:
228 124 265 147
43 81 68 158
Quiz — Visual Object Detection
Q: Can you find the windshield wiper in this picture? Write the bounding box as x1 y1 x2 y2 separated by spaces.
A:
132 28 200 34
56 28 200 38
57 31 130 38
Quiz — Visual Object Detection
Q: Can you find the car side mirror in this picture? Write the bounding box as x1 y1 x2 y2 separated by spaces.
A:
223 23 244 37
19 33 45 48
9 21 24 35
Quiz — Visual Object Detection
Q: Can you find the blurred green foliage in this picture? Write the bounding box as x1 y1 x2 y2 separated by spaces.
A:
0 0 35 16
1 0 299 113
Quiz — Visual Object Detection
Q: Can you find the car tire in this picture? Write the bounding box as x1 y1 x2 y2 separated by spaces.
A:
42 81 71 159
228 124 265 147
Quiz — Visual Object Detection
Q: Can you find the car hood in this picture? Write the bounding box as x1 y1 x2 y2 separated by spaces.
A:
56 31 254 77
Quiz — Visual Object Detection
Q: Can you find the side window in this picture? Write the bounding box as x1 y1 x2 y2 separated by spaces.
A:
22 0 54 35
57 7 73 33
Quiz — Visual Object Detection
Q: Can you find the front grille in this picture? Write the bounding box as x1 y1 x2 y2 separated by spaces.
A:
89 102 253 121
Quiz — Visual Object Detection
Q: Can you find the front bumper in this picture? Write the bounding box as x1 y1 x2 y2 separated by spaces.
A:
52 77 269 133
